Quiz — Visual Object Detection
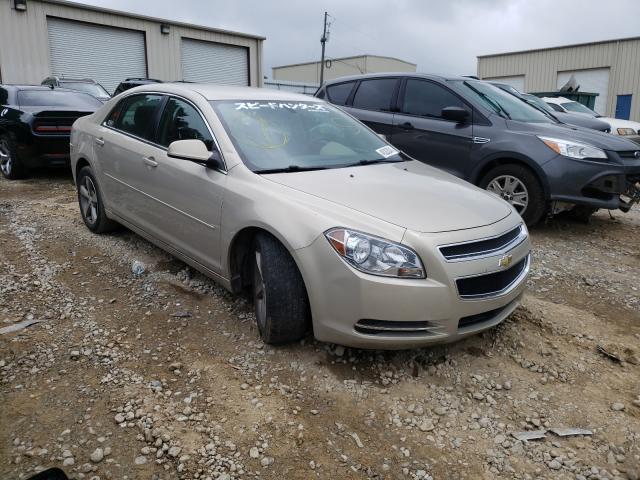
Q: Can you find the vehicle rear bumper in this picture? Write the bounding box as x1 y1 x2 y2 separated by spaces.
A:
16 139 71 169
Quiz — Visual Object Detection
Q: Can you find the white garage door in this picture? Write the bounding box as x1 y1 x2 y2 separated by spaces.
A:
557 68 610 115
484 75 525 93
48 17 146 95
181 38 248 86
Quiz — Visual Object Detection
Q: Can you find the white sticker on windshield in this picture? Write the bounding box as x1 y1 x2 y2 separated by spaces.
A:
376 145 399 158
234 102 329 112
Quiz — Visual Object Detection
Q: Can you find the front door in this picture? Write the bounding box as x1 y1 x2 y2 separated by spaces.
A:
140 96 226 273
391 78 473 177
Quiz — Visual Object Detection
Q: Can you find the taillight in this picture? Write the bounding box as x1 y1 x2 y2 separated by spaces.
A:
34 124 73 133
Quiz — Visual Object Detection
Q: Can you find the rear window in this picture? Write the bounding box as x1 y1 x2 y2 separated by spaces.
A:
17 90 102 109
326 82 355 105
352 78 397 111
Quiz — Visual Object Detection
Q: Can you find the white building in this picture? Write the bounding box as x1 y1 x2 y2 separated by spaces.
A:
478 36 640 121
0 0 265 93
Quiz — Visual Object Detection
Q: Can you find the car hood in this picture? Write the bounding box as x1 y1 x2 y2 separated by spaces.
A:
263 161 513 233
507 119 640 151
553 112 610 131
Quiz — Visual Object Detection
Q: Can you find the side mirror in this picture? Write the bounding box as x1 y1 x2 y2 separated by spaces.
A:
167 139 223 170
441 106 469 123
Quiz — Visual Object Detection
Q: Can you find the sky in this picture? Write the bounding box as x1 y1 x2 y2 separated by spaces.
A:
76 0 640 79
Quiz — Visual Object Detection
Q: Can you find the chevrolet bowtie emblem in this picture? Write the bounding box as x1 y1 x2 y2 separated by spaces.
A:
498 254 513 269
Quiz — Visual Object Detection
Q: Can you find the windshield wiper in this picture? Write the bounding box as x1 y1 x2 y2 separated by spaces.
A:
254 165 328 174
355 158 406 166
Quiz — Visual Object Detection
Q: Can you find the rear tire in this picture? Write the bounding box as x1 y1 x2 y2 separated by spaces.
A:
252 232 310 345
77 166 118 233
479 164 546 226
0 134 27 180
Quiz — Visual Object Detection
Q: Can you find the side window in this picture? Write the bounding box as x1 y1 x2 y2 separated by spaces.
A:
157 97 214 151
109 94 163 141
326 82 355 105
352 78 397 111
402 79 466 118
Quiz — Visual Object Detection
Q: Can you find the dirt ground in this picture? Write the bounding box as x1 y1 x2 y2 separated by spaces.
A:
1 171 639 480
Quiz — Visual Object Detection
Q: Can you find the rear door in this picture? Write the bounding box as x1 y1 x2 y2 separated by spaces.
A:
342 77 399 137
97 93 164 233
392 78 473 177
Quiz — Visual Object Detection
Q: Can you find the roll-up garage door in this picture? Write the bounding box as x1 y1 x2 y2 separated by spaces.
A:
557 68 610 115
181 38 249 86
47 17 147 95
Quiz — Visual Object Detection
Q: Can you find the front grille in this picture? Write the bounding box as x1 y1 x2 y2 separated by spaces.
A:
439 225 525 261
618 150 640 159
458 304 510 329
456 254 529 299
354 319 443 336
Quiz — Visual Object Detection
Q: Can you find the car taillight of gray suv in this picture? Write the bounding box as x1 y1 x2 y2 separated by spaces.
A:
316 74 640 225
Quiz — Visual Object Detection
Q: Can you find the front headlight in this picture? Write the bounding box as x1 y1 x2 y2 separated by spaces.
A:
325 228 425 278
538 136 607 160
617 127 636 136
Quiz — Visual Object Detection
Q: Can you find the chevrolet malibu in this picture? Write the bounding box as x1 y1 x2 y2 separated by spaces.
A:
70 84 531 349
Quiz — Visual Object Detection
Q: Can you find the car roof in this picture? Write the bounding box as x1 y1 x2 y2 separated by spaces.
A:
1 84 66 91
321 72 472 86
124 83 322 102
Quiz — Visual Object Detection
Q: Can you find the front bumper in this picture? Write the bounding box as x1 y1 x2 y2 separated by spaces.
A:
543 152 640 211
296 215 530 349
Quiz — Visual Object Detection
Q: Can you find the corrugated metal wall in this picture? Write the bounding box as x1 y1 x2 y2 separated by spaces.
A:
477 38 640 121
273 56 416 84
0 0 263 87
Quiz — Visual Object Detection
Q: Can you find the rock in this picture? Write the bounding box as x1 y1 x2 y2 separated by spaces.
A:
69 350 80 360
494 434 506 444
260 456 274 467
611 402 625 411
249 447 260 458
419 420 435 432
626 468 638 480
134 456 147 465
90 448 104 463
334 346 345 357
548 459 562 470
114 413 125 424
168 446 181 458
62 457 75 467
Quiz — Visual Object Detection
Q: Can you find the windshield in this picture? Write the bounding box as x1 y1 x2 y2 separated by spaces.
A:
61 82 110 98
562 101 599 116
522 94 554 113
18 90 103 109
212 100 403 172
455 80 554 123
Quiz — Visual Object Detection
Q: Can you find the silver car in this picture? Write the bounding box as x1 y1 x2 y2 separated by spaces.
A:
70 83 531 349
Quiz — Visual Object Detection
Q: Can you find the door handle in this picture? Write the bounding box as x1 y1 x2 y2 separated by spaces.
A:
94 137 105 146
143 156 158 168
398 122 415 130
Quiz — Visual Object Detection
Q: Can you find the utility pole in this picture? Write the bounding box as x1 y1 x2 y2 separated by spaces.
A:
319 11 329 86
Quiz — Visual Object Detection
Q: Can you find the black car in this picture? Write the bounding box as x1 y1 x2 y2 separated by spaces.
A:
41 76 111 103
490 82 611 133
112 78 162 96
0 85 101 179
316 73 640 225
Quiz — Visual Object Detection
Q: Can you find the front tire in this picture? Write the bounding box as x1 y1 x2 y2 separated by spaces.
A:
252 233 310 345
479 164 546 226
77 166 118 233
0 134 27 180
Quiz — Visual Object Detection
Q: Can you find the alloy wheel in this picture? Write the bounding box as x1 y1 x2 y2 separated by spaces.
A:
79 176 99 225
0 140 12 176
486 174 529 213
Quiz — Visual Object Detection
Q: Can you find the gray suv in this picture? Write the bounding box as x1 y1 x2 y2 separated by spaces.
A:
316 73 640 225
